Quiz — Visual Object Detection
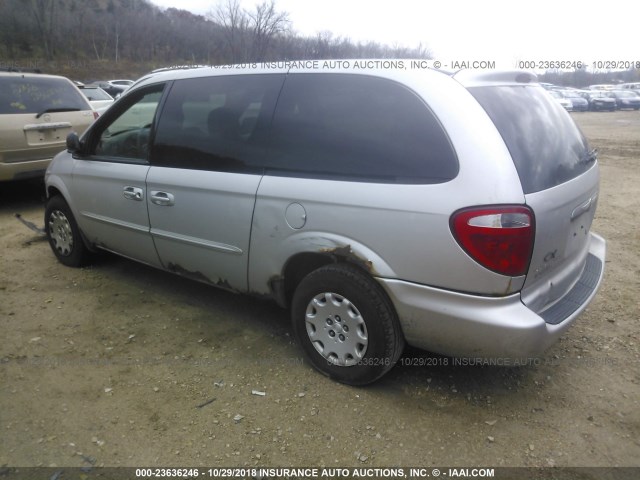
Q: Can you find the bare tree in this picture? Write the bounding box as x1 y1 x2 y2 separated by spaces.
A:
209 0 249 63
28 0 57 60
209 0 290 63
248 0 290 61
4 0 436 69
0 0 28 58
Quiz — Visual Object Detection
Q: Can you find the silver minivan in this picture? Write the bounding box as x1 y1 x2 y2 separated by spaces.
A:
44 64 606 385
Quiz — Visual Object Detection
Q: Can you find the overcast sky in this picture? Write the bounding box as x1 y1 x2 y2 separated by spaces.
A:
150 0 639 69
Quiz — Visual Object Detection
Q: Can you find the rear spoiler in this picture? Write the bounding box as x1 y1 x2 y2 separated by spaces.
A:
453 70 538 87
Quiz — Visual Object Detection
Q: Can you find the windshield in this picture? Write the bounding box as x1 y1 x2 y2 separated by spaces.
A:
469 85 592 194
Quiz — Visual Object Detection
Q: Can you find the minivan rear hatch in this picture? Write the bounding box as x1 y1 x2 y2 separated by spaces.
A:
466 81 600 316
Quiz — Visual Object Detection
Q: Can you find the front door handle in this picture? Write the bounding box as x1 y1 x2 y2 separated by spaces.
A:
123 186 144 201
150 191 175 206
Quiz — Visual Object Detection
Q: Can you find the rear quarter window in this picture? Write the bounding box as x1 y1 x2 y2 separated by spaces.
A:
469 85 593 194
266 73 458 184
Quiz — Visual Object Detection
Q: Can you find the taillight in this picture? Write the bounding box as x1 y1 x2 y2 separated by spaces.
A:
450 206 535 277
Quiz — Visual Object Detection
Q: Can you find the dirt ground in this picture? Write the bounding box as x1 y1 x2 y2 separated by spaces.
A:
1 111 638 470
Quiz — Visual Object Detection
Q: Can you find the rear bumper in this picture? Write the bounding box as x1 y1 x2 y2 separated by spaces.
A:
380 232 606 360
0 158 52 181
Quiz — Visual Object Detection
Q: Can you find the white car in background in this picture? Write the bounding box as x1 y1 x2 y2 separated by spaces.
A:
108 79 134 87
78 85 114 114
548 90 573 111
561 90 589 111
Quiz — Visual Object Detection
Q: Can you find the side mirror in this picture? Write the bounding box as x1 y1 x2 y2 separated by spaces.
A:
66 132 81 153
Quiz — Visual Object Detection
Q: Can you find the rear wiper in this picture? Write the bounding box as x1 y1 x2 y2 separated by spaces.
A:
36 107 81 119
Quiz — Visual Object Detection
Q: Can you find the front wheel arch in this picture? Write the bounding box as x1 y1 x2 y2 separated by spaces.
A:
44 195 92 267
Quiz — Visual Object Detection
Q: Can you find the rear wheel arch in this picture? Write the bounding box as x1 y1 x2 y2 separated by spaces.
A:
279 249 384 308
280 252 334 307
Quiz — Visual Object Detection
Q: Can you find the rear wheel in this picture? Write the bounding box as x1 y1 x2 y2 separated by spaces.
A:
45 195 91 267
291 264 404 385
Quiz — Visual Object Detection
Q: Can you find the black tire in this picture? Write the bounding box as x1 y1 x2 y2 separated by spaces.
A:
291 264 404 385
44 195 91 267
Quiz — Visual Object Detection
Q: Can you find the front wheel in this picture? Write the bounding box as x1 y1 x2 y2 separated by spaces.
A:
291 264 404 385
45 195 91 267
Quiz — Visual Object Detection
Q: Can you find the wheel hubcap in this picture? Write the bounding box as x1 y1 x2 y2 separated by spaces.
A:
305 292 368 366
48 210 73 256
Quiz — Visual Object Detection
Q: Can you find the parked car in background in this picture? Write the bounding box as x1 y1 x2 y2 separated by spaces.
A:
44 65 606 385
619 82 640 91
0 71 96 182
78 85 114 113
586 91 617 111
108 79 134 87
561 90 589 111
605 90 640 110
588 84 615 91
94 81 128 98
548 90 572 111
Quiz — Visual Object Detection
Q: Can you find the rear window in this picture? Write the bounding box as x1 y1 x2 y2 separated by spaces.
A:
469 86 593 194
0 76 90 114
266 73 458 183
81 88 112 101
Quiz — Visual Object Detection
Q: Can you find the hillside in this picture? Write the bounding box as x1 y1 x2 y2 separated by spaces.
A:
0 0 430 80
